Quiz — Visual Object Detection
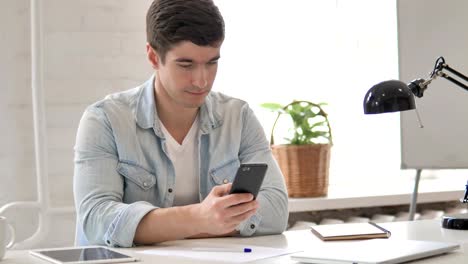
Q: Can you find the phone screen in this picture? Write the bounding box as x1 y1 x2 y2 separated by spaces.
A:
229 163 268 199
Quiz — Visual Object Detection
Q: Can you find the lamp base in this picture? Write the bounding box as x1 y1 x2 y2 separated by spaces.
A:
442 213 468 230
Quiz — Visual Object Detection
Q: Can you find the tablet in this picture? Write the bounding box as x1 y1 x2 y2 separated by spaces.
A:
30 246 138 264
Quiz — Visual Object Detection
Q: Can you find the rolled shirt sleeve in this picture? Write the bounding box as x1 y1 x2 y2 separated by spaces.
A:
237 105 289 236
73 106 157 247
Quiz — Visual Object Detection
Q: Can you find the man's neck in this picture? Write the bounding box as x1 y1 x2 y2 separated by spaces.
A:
158 105 199 142
154 85 199 144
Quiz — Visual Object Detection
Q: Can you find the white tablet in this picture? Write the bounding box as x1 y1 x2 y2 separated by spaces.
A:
30 246 138 264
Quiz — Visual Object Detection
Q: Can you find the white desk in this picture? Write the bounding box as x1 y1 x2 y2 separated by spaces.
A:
3 220 468 263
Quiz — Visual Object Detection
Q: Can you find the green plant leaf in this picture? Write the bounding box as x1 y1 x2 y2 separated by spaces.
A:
263 100 332 145
260 103 284 112
310 121 327 129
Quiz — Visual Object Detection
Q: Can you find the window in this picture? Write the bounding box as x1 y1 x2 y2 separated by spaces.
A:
213 0 405 187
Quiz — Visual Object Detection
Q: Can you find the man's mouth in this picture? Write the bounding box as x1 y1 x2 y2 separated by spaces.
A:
186 90 208 95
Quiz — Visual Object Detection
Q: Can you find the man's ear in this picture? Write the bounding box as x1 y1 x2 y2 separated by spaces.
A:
146 43 160 70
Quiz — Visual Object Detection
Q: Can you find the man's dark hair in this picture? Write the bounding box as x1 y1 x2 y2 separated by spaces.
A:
146 0 225 64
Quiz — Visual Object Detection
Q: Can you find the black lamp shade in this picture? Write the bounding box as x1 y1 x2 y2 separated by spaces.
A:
364 80 416 114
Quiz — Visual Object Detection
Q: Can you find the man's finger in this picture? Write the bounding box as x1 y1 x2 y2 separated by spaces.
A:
218 192 254 207
226 207 258 225
211 183 232 196
224 200 258 218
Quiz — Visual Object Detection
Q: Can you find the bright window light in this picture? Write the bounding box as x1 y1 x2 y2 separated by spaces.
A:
214 0 403 186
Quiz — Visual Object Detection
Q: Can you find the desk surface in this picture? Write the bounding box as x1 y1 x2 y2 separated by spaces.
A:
4 220 468 264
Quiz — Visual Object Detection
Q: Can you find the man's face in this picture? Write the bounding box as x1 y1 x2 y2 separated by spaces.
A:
150 41 221 109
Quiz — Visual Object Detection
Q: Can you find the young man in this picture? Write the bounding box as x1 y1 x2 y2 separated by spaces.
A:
73 0 288 248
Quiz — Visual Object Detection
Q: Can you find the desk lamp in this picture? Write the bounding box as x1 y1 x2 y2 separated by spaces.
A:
363 56 468 230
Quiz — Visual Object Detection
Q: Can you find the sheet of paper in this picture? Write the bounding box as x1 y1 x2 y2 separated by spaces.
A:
138 244 300 263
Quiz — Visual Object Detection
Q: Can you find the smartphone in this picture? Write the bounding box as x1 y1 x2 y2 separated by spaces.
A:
229 163 268 199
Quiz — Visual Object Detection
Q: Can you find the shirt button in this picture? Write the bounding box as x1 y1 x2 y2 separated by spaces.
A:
143 182 148 187
250 224 255 229
223 179 228 184
168 188 173 193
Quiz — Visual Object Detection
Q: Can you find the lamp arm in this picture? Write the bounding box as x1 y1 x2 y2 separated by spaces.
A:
437 64 468 91
415 57 468 95
438 72 468 91
436 61 468 205
442 64 468 82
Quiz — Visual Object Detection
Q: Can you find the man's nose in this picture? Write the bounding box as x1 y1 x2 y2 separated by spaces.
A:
192 67 208 89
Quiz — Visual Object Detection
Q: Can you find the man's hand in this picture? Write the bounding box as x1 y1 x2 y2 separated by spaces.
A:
134 183 259 244
192 183 259 235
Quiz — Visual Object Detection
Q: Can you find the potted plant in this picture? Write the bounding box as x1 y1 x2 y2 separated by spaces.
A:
261 100 333 197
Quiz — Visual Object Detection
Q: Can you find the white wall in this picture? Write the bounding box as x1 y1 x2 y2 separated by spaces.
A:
0 0 153 247
398 0 468 169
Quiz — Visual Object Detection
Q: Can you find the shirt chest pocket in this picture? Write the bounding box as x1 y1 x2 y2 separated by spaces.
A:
209 159 240 185
117 162 156 191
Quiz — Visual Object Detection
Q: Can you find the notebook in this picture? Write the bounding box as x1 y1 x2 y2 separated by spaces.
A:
290 239 460 264
310 222 391 241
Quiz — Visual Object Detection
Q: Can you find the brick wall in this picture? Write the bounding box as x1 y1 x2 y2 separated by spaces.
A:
0 0 153 247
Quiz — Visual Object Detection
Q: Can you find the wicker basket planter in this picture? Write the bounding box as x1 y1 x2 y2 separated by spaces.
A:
272 144 331 197
262 100 333 198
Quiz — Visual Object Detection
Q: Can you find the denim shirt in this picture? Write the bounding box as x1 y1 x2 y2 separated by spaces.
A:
73 76 289 247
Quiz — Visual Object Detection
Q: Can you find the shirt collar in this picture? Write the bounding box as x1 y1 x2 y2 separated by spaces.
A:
135 76 156 130
135 75 222 135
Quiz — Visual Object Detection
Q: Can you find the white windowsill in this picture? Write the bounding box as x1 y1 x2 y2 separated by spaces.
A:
288 174 467 212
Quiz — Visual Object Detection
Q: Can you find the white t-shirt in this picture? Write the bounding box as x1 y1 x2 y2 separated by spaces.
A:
160 115 200 206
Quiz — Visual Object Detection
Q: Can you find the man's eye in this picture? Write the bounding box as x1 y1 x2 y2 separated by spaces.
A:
208 60 218 65
179 64 192 68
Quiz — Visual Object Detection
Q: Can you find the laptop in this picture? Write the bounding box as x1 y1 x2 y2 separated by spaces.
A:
290 239 460 264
